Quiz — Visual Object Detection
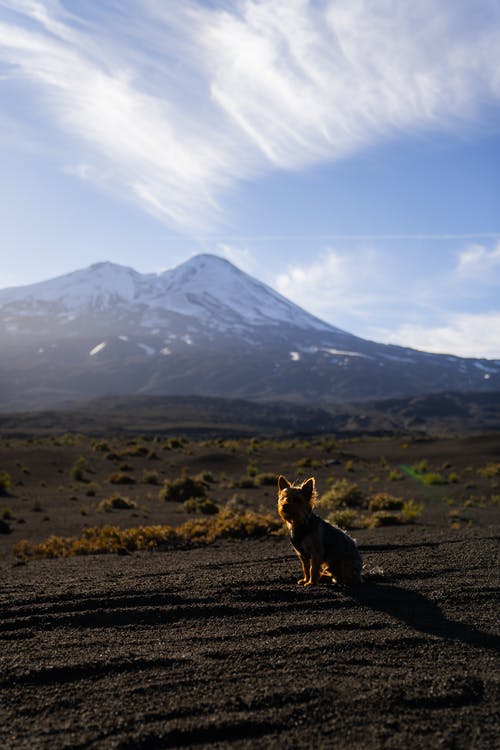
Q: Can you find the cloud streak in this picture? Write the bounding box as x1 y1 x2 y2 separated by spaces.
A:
382 313 500 360
0 0 499 229
456 242 500 284
273 242 500 358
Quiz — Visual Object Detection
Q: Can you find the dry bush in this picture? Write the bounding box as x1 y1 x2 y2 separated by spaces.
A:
195 470 215 483
0 472 11 496
233 476 256 489
326 509 360 529
108 473 136 485
164 437 187 450
255 472 277 486
421 472 446 485
159 475 206 502
368 493 404 512
142 470 160 485
365 499 423 527
13 509 282 559
225 494 252 511
388 469 404 481
477 462 500 478
98 495 137 511
91 439 111 452
120 445 149 457
183 498 219 515
318 480 363 510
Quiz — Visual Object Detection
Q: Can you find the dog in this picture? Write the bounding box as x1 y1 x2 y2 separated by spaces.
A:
277 475 363 587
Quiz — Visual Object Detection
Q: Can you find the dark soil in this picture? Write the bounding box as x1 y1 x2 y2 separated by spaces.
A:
0 434 499 748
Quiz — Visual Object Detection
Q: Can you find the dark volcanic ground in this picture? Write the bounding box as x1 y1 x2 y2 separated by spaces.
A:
1 525 499 749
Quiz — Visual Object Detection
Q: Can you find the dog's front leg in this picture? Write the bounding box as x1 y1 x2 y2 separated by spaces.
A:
296 553 309 585
304 556 321 587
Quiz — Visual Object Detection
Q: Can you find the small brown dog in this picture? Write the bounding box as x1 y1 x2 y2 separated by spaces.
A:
278 475 363 586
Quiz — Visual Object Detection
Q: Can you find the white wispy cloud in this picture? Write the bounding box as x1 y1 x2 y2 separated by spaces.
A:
275 247 388 321
218 244 259 276
273 242 500 358
381 313 500 360
0 1 499 229
455 242 500 283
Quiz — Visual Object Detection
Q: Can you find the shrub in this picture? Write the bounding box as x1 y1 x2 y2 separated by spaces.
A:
388 469 404 481
448 472 460 484
246 463 258 477
108 473 136 485
0 519 12 534
178 508 281 545
159 475 206 502
225 494 251 511
320 437 337 452
0 472 11 496
98 495 137 511
2 507 14 519
13 509 282 559
91 440 111 452
165 437 187 450
368 493 404 512
71 457 90 482
195 470 215 483
400 499 424 522
142 470 160 485
255 472 277 486
366 511 404 528
247 440 259 455
183 498 219 515
120 445 149 457
318 480 363 510
421 472 446 486
327 509 359 529
295 457 319 469
365 498 423 527
477 463 500 478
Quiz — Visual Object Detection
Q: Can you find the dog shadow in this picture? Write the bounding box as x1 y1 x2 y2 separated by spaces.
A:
351 581 500 654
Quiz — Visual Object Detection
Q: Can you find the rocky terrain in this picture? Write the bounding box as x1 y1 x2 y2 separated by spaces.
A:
1 431 499 748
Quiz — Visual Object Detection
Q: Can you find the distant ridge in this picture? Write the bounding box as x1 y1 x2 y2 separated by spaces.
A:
0 391 498 437
0 254 499 410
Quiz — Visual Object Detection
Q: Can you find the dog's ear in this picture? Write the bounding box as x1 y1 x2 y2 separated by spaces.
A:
301 477 315 503
278 475 291 491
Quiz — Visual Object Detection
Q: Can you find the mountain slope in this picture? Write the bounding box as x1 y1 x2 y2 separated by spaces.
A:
0 254 499 411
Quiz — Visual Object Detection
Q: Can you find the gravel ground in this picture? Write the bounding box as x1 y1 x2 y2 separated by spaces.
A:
1 523 499 749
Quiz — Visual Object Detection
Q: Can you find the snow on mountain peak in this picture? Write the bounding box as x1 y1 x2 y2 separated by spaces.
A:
159 254 332 331
0 260 148 312
0 254 333 332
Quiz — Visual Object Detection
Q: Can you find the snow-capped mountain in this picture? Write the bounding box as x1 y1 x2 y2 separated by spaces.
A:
0 254 499 411
0 255 330 334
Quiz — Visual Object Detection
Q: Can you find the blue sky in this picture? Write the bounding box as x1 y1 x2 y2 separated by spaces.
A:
0 0 499 358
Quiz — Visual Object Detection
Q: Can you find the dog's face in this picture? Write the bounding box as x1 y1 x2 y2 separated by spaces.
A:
277 475 316 527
